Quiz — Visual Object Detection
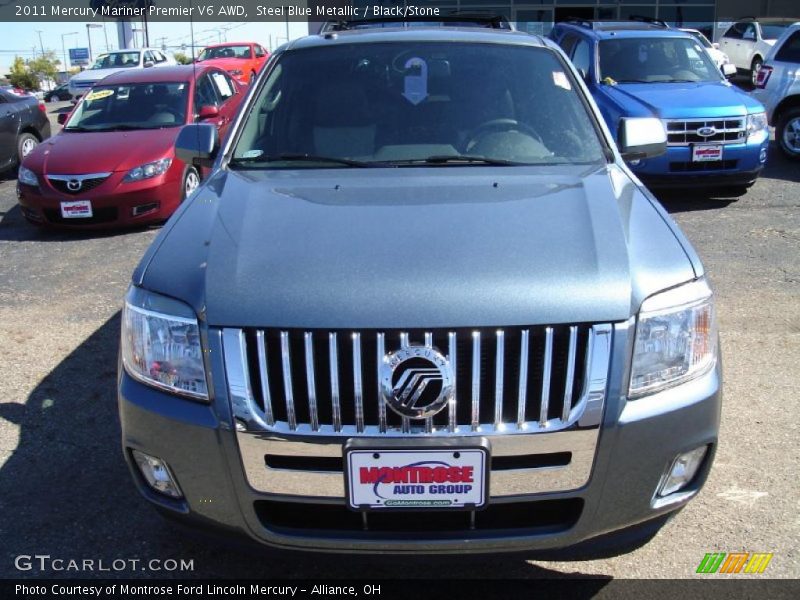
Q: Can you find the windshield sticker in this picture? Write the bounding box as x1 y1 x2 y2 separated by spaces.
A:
241 150 263 159
85 89 114 101
553 71 571 91
402 57 428 106
212 73 233 97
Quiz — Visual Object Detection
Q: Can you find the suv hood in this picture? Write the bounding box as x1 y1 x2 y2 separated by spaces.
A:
70 67 130 85
604 81 762 119
26 129 180 174
137 165 698 329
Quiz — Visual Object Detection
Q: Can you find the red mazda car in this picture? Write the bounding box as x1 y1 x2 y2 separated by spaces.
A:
195 42 269 85
17 65 243 229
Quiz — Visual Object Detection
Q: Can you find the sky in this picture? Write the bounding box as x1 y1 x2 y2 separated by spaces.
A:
0 19 310 75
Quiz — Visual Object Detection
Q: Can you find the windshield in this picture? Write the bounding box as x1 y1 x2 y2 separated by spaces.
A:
231 42 606 167
198 45 252 60
64 82 189 131
599 37 721 83
761 23 792 40
91 52 140 70
685 30 712 49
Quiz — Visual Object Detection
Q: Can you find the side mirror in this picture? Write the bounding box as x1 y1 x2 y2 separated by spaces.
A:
197 105 219 120
175 123 219 167
618 117 667 161
143 61 154 68
57 113 68 125
712 42 720 49
722 63 737 78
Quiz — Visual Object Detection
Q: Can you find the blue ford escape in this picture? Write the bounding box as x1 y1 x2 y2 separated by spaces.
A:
551 20 769 191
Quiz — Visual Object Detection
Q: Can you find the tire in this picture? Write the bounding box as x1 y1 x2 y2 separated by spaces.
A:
750 56 763 87
776 107 800 160
181 166 201 201
16 132 38 164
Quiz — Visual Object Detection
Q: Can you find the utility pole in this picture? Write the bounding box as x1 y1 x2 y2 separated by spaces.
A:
35 30 45 56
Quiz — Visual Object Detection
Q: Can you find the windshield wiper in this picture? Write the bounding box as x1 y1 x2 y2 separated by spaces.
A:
232 153 374 167
386 154 521 166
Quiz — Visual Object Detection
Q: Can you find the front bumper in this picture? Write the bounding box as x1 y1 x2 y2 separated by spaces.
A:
118 321 721 555
17 168 183 229
631 133 769 189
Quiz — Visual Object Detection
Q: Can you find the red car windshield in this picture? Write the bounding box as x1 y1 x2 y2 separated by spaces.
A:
64 82 189 131
198 45 252 60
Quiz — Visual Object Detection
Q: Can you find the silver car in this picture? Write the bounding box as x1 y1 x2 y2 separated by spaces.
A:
67 48 177 101
753 23 800 159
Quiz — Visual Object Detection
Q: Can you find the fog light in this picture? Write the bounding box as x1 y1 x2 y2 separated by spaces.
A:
131 449 183 498
658 446 707 497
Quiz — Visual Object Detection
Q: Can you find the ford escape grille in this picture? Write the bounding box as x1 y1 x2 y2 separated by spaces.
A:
223 324 612 436
664 117 746 146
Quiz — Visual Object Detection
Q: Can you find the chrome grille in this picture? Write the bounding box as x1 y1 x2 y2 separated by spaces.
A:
664 117 746 146
47 173 110 195
223 324 612 436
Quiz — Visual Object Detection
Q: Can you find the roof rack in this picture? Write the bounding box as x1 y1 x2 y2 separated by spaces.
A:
562 17 595 30
319 12 513 33
628 15 669 28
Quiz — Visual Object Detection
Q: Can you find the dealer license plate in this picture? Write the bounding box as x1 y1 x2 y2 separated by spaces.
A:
692 144 723 162
346 448 487 510
60 200 92 219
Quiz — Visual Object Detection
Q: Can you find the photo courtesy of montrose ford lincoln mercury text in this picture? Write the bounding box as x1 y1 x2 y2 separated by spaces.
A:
118 22 721 556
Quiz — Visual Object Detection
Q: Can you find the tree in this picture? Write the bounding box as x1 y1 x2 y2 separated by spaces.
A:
173 52 192 65
27 51 60 84
7 57 38 90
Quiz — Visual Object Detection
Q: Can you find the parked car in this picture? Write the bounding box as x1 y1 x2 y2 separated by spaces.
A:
44 83 71 102
753 23 800 160
118 25 721 558
550 20 769 192
680 28 730 69
17 65 242 228
68 48 177 101
718 18 798 86
195 42 269 85
0 88 50 173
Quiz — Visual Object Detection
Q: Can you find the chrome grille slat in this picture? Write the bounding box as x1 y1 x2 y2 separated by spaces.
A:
663 117 746 146
562 326 578 422
329 333 342 432
225 324 612 436
471 331 481 432
280 331 297 430
255 330 275 426
539 327 553 426
494 330 505 428
304 332 319 431
517 329 529 429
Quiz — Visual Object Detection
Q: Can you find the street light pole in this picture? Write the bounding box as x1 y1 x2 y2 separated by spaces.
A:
61 32 78 76
87 23 103 64
35 30 45 56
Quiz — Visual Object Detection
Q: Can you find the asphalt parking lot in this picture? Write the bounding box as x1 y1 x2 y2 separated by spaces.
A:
0 101 797 580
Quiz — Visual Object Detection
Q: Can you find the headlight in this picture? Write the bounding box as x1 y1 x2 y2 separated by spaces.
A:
123 158 172 182
746 112 768 138
18 166 38 186
121 287 208 400
629 279 717 398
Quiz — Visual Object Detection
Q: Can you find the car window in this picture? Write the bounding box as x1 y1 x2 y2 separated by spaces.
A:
724 24 744 39
571 40 592 77
775 30 800 63
558 33 579 57
194 74 219 108
198 45 253 60
152 51 167 63
92 52 140 69
255 45 267 58
231 42 607 166
743 24 756 41
211 71 235 101
599 37 720 83
761 23 792 40
63 82 189 130
144 51 155 64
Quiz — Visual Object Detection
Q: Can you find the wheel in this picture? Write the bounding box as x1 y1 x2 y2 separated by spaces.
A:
776 107 800 160
750 56 763 87
16 132 38 164
182 166 201 201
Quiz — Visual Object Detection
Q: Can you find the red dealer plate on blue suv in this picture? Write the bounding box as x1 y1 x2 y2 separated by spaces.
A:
346 448 488 510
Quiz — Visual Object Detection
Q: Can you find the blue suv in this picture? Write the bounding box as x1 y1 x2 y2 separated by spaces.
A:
551 20 769 191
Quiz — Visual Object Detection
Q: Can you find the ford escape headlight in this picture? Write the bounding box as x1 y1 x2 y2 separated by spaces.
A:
629 279 717 398
746 112 768 139
121 286 208 400
123 158 172 182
